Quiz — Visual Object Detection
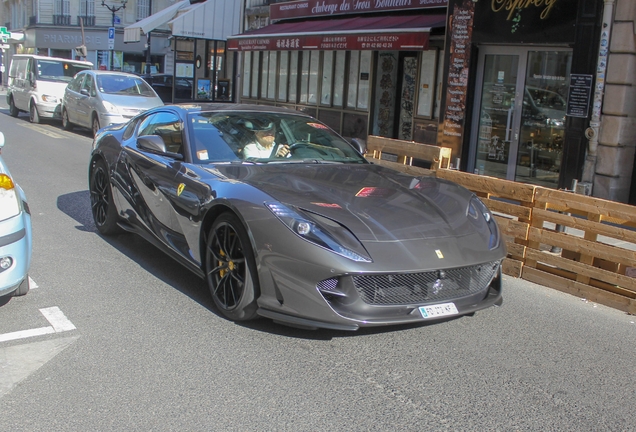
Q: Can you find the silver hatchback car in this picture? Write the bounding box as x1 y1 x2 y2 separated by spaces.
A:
62 71 163 136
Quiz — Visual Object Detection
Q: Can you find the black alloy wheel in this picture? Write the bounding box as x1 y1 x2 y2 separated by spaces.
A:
89 159 122 235
205 213 259 321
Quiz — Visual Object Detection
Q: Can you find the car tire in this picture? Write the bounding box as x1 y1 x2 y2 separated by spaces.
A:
89 158 123 236
205 212 260 321
9 96 19 117
29 101 40 124
62 108 73 131
92 115 100 137
12 277 30 296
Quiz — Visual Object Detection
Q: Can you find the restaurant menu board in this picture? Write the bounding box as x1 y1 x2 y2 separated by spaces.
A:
566 74 593 118
440 0 474 156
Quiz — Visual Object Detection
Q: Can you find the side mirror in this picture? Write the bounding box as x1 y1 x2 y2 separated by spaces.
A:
137 135 183 160
137 135 167 153
80 88 90 96
351 138 366 155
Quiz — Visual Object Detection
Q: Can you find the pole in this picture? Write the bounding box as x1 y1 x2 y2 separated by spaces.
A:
110 11 115 70
145 32 152 74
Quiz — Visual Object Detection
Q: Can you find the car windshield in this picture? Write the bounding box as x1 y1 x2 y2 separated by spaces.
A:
97 75 156 96
188 112 367 164
36 60 91 83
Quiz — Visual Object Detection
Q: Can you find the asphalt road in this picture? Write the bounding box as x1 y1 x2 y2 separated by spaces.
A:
0 99 635 431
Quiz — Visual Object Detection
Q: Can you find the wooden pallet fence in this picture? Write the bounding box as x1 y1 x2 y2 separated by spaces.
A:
434 170 536 278
365 135 452 173
524 188 636 314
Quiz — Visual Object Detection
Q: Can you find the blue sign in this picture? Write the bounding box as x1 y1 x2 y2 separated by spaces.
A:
108 27 115 41
114 16 121 25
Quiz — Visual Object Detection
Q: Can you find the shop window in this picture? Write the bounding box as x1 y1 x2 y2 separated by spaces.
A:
416 49 437 119
333 51 345 107
347 51 371 110
268 51 277 99
321 51 333 106
300 51 310 103
289 51 298 103
251 52 260 100
308 51 319 104
347 51 359 109
242 52 251 98
260 51 269 99
278 52 288 101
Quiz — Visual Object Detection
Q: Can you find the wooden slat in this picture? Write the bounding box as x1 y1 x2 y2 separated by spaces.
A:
506 242 526 260
483 197 533 220
527 227 636 268
502 258 523 277
526 249 636 294
535 188 636 223
366 136 450 167
522 267 636 315
495 216 529 240
435 170 536 202
364 157 433 176
532 208 636 244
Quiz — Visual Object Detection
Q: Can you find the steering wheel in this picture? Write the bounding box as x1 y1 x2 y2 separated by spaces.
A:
288 142 329 157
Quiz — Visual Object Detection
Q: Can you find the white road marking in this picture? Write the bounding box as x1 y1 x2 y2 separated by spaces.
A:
29 276 38 289
39 307 76 332
0 307 76 343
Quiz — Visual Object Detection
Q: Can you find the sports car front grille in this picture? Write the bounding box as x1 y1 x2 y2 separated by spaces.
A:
351 261 500 305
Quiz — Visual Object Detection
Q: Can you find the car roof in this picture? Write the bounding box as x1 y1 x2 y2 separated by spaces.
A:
83 70 143 78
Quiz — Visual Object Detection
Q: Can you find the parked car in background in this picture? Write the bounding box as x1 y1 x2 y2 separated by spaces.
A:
6 55 93 124
62 71 163 136
141 74 193 103
0 132 32 298
88 104 505 330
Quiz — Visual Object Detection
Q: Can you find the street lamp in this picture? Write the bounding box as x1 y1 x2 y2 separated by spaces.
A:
101 0 128 70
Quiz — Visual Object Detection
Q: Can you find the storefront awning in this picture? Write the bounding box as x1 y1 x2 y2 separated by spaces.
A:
168 0 240 40
227 14 446 51
124 0 192 43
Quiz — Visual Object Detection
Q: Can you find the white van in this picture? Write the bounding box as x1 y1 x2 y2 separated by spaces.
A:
6 55 93 123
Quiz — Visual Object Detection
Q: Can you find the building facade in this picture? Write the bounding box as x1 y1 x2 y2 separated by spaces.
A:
232 0 636 203
1 0 174 77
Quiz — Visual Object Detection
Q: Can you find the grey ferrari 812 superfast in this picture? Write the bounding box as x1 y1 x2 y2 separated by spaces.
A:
89 104 505 330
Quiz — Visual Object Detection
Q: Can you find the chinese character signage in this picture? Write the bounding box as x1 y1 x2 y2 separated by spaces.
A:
228 33 429 51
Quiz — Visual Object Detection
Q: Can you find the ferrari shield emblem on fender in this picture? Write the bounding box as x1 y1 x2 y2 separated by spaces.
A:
435 250 444 259
177 183 185 196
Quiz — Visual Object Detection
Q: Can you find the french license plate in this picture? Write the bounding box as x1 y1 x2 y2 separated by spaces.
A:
419 302 459 319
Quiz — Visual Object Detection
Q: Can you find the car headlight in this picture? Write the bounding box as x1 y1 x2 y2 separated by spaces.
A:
266 202 372 262
41 94 58 103
102 101 119 114
0 174 20 221
468 196 500 250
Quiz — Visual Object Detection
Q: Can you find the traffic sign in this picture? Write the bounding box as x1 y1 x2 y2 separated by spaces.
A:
108 27 115 50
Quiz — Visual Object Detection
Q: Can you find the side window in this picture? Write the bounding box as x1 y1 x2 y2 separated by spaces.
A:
16 59 27 80
123 116 144 140
82 75 96 97
68 74 85 92
138 112 183 155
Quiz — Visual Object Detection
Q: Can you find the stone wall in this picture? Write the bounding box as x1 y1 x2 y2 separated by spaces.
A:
597 0 636 202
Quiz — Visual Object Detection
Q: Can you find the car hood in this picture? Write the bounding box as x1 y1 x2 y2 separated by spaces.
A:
100 93 163 112
213 163 481 243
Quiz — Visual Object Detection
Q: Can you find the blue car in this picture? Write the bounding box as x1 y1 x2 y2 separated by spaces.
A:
0 132 32 298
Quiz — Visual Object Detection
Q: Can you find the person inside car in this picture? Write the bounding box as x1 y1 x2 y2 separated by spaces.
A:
242 120 290 159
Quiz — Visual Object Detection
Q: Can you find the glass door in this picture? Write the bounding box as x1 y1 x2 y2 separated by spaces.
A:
473 53 520 179
470 47 572 187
